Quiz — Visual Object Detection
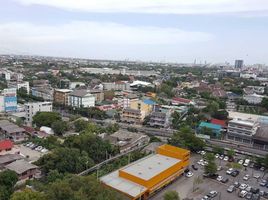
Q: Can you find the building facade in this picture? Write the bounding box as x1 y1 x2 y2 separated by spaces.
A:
227 118 259 145
53 89 72 106
25 102 53 125
149 111 170 128
103 82 130 91
2 88 17 112
68 90 95 108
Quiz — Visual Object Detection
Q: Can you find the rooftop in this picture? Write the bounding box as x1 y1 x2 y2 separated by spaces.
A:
143 99 156 105
5 159 38 174
100 170 147 198
199 122 222 130
55 89 72 93
229 118 256 127
121 154 180 181
0 140 13 151
70 89 92 97
0 154 24 165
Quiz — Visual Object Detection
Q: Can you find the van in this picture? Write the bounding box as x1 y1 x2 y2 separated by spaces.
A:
244 159 250 167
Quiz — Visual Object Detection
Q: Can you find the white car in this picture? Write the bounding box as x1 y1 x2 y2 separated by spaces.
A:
217 166 223 171
186 171 193 178
223 156 229 161
219 155 224 160
41 148 48 153
238 159 244 165
197 159 204 165
239 183 248 190
239 190 248 198
215 154 219 159
254 174 261 179
226 168 233 175
35 146 43 151
200 151 206 155
217 176 223 182
243 174 250 181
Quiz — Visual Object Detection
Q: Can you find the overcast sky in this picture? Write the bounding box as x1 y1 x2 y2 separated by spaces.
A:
1 0 268 64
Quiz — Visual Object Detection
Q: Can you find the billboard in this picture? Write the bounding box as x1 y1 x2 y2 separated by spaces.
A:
3 88 17 112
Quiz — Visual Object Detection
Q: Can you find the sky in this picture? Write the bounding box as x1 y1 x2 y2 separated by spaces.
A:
1 0 268 64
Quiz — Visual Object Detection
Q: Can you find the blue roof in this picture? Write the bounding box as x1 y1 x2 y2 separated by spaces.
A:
199 122 222 130
143 99 156 105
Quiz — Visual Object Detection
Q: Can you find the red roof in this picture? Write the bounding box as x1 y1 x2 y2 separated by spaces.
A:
172 97 191 104
0 140 13 151
211 119 226 127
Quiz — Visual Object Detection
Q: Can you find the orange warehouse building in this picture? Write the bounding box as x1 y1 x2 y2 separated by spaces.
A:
100 144 190 200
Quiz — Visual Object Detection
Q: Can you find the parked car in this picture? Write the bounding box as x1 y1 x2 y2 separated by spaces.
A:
203 173 218 179
260 179 267 187
238 159 244 165
239 183 248 190
243 174 250 181
192 165 198 170
207 191 218 198
201 195 211 200
186 171 193 178
217 176 223 182
245 192 253 200
251 188 260 194
226 168 234 175
244 159 251 167
227 185 235 193
200 151 206 155
221 177 229 183
224 156 229 161
260 167 265 171
251 193 261 200
239 190 248 198
219 155 224 160
246 186 252 192
217 166 222 171
231 170 239 177
234 181 240 188
254 173 261 179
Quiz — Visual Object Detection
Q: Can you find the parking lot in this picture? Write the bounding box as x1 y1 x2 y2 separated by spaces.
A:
19 142 49 162
151 152 268 200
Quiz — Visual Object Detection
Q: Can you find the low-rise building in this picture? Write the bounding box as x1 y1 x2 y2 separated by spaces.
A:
198 122 222 138
121 108 143 124
227 118 259 145
0 120 27 142
53 89 72 106
25 102 53 125
103 81 130 91
103 130 150 153
149 111 170 128
88 89 104 103
0 140 13 155
68 90 95 108
31 87 54 101
101 144 190 200
253 125 268 151
0 154 24 168
5 159 38 180
172 97 193 106
243 93 264 104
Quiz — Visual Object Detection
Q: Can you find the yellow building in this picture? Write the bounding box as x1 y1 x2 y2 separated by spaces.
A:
100 144 190 200
130 99 155 116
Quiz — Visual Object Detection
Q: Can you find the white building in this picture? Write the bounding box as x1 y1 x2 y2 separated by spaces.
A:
8 81 30 94
243 93 264 104
25 102 53 125
69 90 95 108
227 118 259 145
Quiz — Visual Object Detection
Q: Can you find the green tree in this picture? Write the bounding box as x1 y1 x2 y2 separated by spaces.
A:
74 119 88 132
51 120 68 135
0 170 18 200
11 189 46 200
35 147 94 174
169 126 205 152
204 159 217 175
213 146 224 155
261 98 268 111
227 149 235 159
172 111 181 130
33 112 61 127
164 190 180 200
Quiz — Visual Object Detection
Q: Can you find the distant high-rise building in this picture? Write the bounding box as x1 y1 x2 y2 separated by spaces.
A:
235 60 244 69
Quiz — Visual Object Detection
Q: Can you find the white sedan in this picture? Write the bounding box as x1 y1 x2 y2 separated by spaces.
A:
186 171 193 178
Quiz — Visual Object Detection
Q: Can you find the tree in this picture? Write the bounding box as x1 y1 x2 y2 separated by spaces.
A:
35 147 94 174
52 120 68 135
169 126 205 152
74 119 88 132
172 111 181 130
11 189 46 200
164 190 180 200
227 149 235 159
46 175 124 200
204 153 217 175
33 112 61 127
0 170 18 200
213 146 224 155
261 98 268 111
212 110 228 120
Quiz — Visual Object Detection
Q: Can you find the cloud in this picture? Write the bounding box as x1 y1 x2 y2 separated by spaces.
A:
0 21 213 56
14 0 268 15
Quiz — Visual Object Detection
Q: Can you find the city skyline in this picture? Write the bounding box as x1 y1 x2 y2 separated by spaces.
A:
1 0 268 64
